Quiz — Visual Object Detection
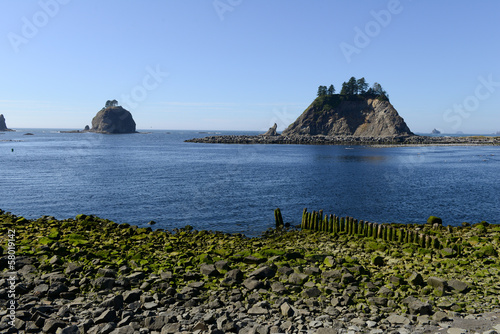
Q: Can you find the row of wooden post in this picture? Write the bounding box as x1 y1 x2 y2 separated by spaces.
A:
299 208 446 251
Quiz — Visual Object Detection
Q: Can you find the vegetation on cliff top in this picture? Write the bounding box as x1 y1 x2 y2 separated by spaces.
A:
317 77 389 102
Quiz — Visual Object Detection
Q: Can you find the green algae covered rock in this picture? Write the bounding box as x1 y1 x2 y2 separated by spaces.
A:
427 216 443 225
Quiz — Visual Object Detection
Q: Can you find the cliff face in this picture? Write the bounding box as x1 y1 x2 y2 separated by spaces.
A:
282 96 413 137
91 106 136 134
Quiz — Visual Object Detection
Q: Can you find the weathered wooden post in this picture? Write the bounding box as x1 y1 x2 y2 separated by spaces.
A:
274 208 284 229
302 208 308 229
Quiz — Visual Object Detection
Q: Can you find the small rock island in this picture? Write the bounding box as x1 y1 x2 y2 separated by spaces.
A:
0 114 13 131
90 100 137 134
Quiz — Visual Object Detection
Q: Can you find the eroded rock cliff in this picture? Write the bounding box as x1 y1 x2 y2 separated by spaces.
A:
282 96 413 137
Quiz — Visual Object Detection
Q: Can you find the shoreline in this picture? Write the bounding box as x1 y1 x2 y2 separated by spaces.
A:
1 210 500 333
185 134 500 146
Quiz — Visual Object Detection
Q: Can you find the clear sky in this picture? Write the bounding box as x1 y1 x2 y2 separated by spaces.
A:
1 0 499 133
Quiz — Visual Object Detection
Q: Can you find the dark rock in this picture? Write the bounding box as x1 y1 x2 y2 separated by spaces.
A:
95 309 117 324
65 263 83 276
0 114 10 131
302 287 321 298
242 278 264 291
42 319 67 333
408 271 425 286
47 282 69 298
98 268 117 278
200 264 219 277
249 266 276 279
100 295 124 310
123 289 142 303
93 277 115 290
91 106 136 134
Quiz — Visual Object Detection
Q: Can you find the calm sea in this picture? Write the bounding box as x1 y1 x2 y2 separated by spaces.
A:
1 129 499 236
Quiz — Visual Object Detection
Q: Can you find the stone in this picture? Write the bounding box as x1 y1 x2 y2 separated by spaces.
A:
42 319 67 333
408 299 432 315
447 279 469 293
100 295 124 310
248 305 268 315
242 278 264 291
408 271 424 286
93 277 115 290
200 264 219 277
427 276 447 289
316 328 339 334
386 314 411 325
281 302 295 317
249 266 276 279
447 328 467 334
91 105 136 134
288 272 308 285
302 287 321 298
58 325 79 334
98 268 117 277
123 289 142 303
160 323 181 334
95 309 117 324
65 263 83 275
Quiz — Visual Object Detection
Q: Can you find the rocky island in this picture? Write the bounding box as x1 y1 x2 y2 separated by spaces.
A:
0 114 13 131
186 79 500 146
90 100 137 134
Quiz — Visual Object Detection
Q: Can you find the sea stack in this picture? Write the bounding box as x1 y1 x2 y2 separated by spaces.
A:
90 102 136 134
0 114 11 131
260 123 279 136
282 95 413 137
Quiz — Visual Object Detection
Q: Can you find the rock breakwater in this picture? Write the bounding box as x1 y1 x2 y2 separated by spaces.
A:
1 210 499 333
186 134 500 146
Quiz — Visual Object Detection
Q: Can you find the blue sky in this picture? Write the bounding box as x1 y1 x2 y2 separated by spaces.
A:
1 0 499 133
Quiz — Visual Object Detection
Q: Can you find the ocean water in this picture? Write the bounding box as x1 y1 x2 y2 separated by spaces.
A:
1 129 499 236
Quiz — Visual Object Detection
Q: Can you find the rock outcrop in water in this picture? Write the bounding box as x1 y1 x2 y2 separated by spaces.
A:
0 114 12 131
282 95 413 137
260 123 279 136
90 106 136 134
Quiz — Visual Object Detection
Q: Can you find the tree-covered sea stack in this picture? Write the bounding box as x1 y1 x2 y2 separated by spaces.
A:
1 209 499 333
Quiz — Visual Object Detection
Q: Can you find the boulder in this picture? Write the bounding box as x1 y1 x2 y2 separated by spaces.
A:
90 106 136 134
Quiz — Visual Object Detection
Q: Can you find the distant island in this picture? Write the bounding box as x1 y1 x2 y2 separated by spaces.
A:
60 100 137 134
431 128 441 134
187 77 500 146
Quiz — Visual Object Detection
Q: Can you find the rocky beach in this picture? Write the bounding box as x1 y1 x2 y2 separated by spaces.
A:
1 210 500 333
